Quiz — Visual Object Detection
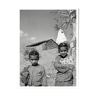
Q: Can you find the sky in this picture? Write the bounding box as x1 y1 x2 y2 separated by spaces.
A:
20 10 73 45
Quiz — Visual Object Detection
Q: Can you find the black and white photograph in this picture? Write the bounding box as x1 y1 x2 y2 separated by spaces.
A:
20 10 77 86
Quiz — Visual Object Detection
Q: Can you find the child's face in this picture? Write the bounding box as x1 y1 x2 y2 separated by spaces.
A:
60 47 68 57
29 55 38 66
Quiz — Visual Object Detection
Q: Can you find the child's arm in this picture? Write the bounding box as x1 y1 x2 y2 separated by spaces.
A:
41 67 47 86
20 66 29 77
54 56 66 67
20 66 30 86
54 56 75 73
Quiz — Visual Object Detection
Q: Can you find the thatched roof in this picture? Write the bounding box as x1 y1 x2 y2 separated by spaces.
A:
26 40 46 47
26 39 58 50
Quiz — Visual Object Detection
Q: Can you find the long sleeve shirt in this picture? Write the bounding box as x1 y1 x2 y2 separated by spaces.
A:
20 64 47 86
54 55 75 82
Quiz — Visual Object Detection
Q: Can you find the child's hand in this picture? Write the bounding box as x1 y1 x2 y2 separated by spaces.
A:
21 71 29 77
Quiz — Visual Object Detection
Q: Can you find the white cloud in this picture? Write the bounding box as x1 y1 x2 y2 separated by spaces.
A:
20 30 24 37
24 33 28 36
30 37 36 40
26 37 36 41
20 30 28 37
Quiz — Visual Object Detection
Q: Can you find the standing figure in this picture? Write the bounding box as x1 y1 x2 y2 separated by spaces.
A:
54 42 75 86
20 50 47 86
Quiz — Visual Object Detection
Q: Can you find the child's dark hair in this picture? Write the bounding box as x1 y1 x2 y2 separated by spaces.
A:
29 50 39 60
58 42 70 52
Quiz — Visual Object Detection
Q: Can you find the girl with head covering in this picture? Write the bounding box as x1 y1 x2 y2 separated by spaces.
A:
54 41 75 86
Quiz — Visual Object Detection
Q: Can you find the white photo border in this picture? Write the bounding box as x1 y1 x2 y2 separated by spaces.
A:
16 6 80 90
